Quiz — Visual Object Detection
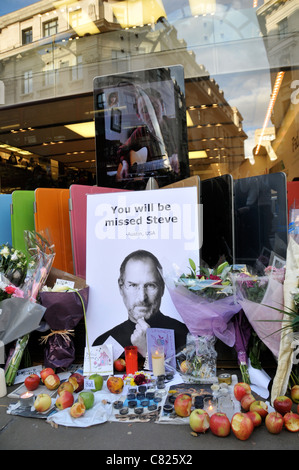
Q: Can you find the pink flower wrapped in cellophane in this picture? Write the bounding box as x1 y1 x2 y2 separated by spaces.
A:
164 272 241 348
235 272 285 358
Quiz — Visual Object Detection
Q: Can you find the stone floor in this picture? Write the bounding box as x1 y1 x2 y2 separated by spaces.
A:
1 368 299 453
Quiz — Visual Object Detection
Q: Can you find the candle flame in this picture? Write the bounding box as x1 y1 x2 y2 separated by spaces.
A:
21 391 33 398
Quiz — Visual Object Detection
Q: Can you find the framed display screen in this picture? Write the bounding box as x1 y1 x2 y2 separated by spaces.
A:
201 174 235 268
93 65 189 190
234 172 288 269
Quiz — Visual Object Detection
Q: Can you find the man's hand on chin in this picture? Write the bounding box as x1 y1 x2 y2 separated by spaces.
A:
130 318 149 357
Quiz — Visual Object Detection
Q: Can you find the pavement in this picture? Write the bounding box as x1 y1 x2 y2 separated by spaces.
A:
1 368 299 455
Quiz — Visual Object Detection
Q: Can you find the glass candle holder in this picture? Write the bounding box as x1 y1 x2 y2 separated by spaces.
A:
217 395 235 421
125 346 138 375
203 397 218 416
19 391 34 408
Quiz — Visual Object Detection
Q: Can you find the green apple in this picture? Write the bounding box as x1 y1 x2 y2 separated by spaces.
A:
78 391 94 410
89 374 103 391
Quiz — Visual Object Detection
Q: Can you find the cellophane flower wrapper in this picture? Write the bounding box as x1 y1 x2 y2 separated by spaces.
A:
4 334 30 386
39 280 89 369
232 309 252 384
2 231 54 384
234 272 285 359
0 296 46 346
164 271 241 347
22 230 56 302
271 227 299 401
163 261 242 383
166 333 218 383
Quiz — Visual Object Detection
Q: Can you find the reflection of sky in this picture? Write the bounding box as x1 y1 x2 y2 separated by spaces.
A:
1 0 270 158
0 0 40 15
163 1 272 159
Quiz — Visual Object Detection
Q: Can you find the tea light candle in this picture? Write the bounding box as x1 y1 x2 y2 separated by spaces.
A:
20 391 34 408
203 397 217 416
151 346 165 377
125 346 138 374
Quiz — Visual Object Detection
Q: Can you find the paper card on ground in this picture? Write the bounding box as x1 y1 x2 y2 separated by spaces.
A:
83 344 113 375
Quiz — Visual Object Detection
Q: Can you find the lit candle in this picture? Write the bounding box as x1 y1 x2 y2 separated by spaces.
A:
20 391 34 408
151 346 165 377
125 346 138 374
203 397 218 416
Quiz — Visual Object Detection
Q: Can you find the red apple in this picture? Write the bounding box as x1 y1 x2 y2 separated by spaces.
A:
70 401 86 418
249 400 268 419
24 374 40 391
189 409 210 433
55 390 74 410
34 393 52 412
291 385 299 404
44 373 60 390
57 381 74 395
106 376 124 394
273 395 293 415
174 393 192 417
265 411 284 434
114 358 126 372
246 411 262 428
284 412 299 432
231 412 254 440
209 412 231 437
40 367 55 383
234 382 251 401
240 393 256 411
69 373 84 393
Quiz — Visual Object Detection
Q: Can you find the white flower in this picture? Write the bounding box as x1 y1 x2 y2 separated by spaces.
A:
0 246 10 258
10 252 19 261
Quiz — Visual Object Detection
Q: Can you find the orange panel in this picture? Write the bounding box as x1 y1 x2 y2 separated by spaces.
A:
34 188 74 274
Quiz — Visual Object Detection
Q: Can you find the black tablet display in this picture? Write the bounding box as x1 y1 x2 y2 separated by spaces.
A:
93 65 189 190
201 174 235 268
234 172 288 269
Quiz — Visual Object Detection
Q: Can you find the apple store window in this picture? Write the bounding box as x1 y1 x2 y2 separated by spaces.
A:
0 0 298 192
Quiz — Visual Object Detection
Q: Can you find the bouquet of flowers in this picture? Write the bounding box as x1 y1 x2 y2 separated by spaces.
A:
38 267 89 370
0 276 24 301
164 260 242 383
0 244 28 287
2 231 55 385
235 266 285 361
271 231 299 401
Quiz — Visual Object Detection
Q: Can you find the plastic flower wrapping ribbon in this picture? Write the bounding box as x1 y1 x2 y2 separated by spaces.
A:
234 270 285 359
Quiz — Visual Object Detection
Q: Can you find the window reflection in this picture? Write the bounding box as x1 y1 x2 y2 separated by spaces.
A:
0 0 298 191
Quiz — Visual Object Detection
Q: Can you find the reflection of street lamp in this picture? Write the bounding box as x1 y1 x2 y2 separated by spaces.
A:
111 0 167 28
189 0 216 16
255 71 285 155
